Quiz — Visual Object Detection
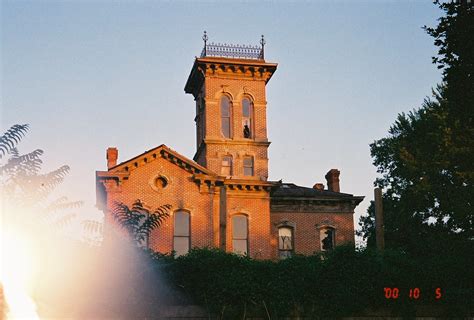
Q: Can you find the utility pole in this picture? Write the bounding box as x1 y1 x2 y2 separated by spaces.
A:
374 187 385 251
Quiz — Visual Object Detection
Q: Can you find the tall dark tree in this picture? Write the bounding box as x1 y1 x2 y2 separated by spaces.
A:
359 1 473 251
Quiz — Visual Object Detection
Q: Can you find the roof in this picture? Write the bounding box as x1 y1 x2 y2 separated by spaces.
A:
101 144 215 177
271 183 363 201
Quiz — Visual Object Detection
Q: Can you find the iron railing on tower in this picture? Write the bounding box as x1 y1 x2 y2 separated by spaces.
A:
200 31 265 60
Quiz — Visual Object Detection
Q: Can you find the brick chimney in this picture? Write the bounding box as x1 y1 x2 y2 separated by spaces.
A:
313 183 324 190
107 147 118 169
325 169 340 192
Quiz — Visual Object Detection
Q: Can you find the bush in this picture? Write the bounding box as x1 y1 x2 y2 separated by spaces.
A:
148 245 473 318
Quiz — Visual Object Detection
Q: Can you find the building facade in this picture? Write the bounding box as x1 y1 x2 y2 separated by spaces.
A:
96 36 363 259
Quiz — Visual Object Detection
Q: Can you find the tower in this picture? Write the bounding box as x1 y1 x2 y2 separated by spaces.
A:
185 33 277 181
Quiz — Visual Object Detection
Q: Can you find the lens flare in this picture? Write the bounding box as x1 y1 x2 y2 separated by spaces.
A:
1 227 40 320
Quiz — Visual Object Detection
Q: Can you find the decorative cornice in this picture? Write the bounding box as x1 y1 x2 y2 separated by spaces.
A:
185 57 277 98
203 138 271 147
270 197 362 213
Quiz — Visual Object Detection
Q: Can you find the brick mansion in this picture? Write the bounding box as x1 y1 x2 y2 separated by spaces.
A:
96 35 364 259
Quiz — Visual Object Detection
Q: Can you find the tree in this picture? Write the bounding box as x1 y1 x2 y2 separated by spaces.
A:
1 124 82 231
359 1 473 251
112 199 171 247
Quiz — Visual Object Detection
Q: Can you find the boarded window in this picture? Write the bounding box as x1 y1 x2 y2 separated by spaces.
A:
174 211 190 256
221 96 231 138
320 227 335 251
278 227 294 259
232 215 248 255
221 156 232 176
243 157 254 176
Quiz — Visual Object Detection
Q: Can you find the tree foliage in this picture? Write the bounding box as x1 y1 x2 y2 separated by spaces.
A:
112 200 171 247
0 124 82 229
158 247 473 318
359 1 474 250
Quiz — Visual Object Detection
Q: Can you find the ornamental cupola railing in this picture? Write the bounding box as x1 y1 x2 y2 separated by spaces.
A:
200 31 266 60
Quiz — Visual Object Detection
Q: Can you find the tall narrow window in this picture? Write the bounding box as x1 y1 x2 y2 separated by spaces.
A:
199 97 205 144
320 227 335 251
221 96 231 138
243 157 254 176
174 211 190 256
278 227 294 259
242 98 253 138
232 215 248 255
221 155 232 176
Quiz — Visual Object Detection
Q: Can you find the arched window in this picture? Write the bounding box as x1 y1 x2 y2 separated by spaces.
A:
221 155 232 176
320 227 335 251
242 98 253 139
174 211 190 256
232 215 248 255
278 226 294 259
243 156 254 176
221 96 232 138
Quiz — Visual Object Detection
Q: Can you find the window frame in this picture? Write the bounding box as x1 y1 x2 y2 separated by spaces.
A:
173 210 191 256
232 214 249 255
221 155 233 176
243 156 254 176
220 96 232 139
242 97 253 139
320 226 336 252
278 226 294 259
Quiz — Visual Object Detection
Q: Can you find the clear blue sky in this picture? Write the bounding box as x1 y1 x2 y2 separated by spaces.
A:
1 1 442 238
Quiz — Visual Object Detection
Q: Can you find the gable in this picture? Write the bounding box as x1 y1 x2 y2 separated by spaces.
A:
101 144 215 176
96 144 217 209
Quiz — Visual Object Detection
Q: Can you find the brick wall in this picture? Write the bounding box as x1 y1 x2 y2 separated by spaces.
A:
226 190 272 259
271 212 355 256
105 155 214 253
194 71 271 181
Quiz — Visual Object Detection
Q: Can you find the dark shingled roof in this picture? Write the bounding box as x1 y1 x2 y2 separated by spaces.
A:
271 183 358 199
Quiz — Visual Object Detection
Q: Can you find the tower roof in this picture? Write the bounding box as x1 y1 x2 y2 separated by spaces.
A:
184 33 277 97
200 31 266 60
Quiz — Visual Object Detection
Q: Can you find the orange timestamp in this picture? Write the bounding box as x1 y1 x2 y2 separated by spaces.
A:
384 287 443 300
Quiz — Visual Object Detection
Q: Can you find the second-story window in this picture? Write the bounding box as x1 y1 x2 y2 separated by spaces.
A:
221 96 231 138
221 155 232 176
242 98 253 138
243 156 254 176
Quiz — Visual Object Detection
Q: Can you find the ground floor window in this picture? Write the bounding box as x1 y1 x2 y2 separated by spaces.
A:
232 215 248 255
174 211 190 256
278 226 294 259
320 227 335 251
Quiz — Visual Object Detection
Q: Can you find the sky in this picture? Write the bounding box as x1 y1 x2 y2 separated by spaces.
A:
1 0 442 241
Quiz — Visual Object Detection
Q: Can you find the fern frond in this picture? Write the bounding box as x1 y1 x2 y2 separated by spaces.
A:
44 197 83 213
0 149 43 175
33 165 70 192
136 210 170 241
0 124 29 158
48 213 77 230
112 200 171 246
82 220 104 235
112 201 144 235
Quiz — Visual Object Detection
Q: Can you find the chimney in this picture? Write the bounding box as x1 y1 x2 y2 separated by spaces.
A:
107 147 118 169
325 169 340 192
313 183 324 190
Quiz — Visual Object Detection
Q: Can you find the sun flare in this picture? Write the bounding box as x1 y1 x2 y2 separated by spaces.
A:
1 227 40 320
